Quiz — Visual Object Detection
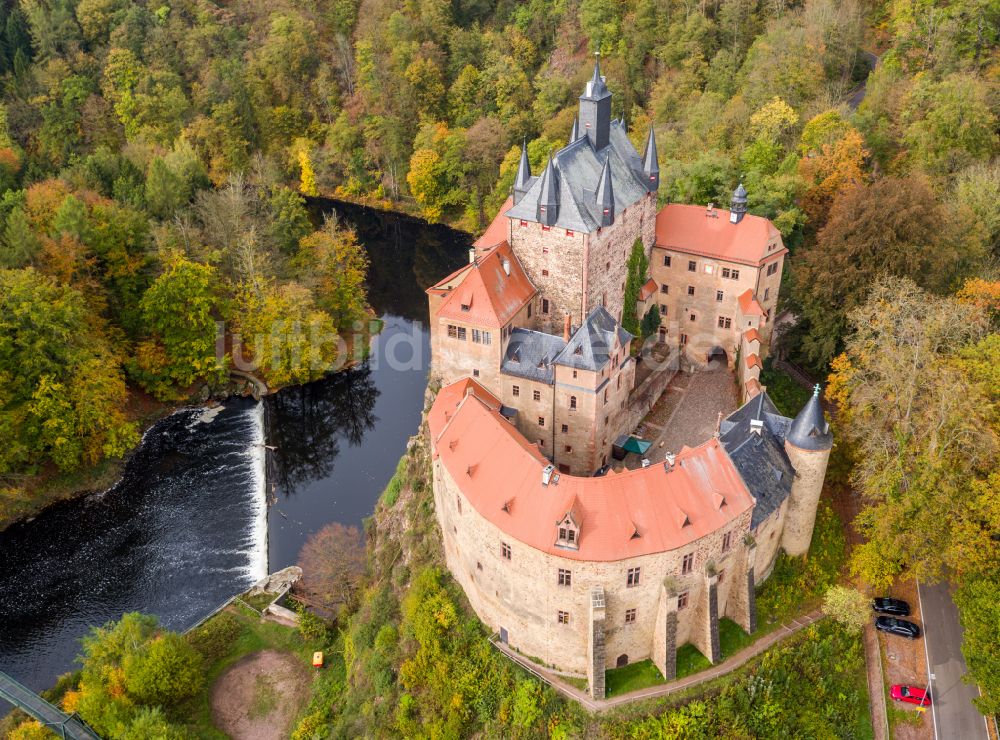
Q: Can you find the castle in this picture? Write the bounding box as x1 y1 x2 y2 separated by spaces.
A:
425 59 832 698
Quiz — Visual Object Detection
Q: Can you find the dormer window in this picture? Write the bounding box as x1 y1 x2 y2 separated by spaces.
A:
556 514 579 549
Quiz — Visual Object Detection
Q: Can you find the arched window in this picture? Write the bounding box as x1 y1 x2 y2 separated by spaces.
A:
569 395 577 409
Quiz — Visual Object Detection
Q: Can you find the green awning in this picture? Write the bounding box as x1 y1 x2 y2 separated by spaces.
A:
623 436 652 455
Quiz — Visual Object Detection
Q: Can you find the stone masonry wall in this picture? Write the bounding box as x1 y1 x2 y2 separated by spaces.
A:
433 451 756 674
781 444 831 556
509 220 588 332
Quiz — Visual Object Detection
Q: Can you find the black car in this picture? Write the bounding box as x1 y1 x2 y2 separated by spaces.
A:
872 597 911 617
875 616 921 639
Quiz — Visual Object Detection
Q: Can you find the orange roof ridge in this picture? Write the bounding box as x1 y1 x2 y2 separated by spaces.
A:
434 242 536 329
655 203 785 267
738 289 765 317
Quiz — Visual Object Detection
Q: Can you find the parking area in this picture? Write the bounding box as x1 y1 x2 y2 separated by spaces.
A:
879 579 932 739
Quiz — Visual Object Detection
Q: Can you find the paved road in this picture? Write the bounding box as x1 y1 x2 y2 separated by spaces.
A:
918 581 989 740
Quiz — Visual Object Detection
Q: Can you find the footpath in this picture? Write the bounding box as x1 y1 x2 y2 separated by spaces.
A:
493 609 824 712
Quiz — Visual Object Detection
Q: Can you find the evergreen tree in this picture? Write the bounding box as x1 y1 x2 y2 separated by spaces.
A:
621 238 648 338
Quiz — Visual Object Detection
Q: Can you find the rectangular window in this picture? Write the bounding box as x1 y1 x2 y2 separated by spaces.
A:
704 264 714 274
767 262 778 276
722 531 732 552
682 553 694 574
690 313 696 322
512 385 520 397
472 369 480 377
687 285 695 296
538 416 545 427
660 284 669 294
558 568 572 586
627 567 641 587
659 304 667 316
717 316 732 329
542 225 551 232
456 494 462 514
764 287 770 301
542 299 550 314
624 608 637 624
527 303 532 318
447 324 457 338
716 290 724 301
557 610 570 624
722 267 731 279
457 327 467 340
566 229 574 237
688 260 697 272
542 269 549 277
561 424 568 433
732 269 740 280
567 529 575 543
519 219 528 227
680 333 688 345
662 254 671 267
678 592 689 609
564 444 572 453
502 542 511 560
482 331 491 345
533 390 541 402
472 329 481 343
542 246 549 254
569 396 577 409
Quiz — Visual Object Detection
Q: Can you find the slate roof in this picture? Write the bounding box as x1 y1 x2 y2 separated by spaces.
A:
719 392 796 529
554 306 633 371
787 390 833 451
505 120 650 233
501 328 567 384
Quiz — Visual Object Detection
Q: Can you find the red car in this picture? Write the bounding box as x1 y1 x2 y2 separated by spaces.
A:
891 685 931 707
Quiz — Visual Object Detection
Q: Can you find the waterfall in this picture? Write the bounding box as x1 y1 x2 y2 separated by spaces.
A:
246 400 269 581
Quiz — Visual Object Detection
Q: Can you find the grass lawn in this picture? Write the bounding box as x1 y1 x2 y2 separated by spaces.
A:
605 660 666 697
718 617 755 659
675 643 712 679
175 603 320 737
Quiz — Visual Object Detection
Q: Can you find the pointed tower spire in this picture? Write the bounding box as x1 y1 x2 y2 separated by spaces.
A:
786 385 833 451
569 118 579 146
579 54 612 151
729 182 748 224
595 155 614 227
512 140 532 206
536 153 559 226
642 125 659 192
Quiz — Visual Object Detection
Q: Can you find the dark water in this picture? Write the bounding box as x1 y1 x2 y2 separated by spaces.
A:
0 199 467 691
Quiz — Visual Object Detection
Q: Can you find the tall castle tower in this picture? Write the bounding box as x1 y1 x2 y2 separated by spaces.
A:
505 58 660 333
781 385 833 555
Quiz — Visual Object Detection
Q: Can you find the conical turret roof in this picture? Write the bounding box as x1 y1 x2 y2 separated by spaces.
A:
584 56 610 99
536 153 559 225
786 385 833 451
642 126 659 176
514 141 531 191
569 118 579 145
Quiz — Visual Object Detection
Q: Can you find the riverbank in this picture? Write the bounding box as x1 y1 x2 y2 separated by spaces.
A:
0 319 383 534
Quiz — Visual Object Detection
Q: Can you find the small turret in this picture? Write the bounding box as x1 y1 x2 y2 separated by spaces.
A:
729 182 748 224
513 140 532 206
579 55 612 151
786 385 832 451
642 126 659 192
595 156 614 227
569 118 579 146
781 384 833 556
536 153 559 226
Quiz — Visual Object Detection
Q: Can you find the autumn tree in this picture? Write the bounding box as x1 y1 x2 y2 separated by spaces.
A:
132 255 227 400
828 277 997 589
822 586 868 633
791 175 981 368
0 268 137 474
293 216 370 331
297 521 366 614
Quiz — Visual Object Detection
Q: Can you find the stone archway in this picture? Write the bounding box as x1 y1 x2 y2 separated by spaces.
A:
707 346 728 368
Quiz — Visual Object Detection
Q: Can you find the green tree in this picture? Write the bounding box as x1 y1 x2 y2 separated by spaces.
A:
144 158 183 219
267 186 312 255
123 632 203 707
294 217 370 330
622 238 649 338
132 256 226 399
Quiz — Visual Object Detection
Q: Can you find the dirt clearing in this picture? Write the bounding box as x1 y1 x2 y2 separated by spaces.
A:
211 649 312 740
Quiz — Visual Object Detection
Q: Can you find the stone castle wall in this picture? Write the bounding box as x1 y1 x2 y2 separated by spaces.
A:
781 443 831 556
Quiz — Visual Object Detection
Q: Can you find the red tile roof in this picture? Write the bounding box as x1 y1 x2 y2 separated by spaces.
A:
655 204 785 266
744 378 763 398
474 197 513 250
745 353 762 370
743 327 761 343
430 379 754 561
429 241 536 329
639 277 658 301
738 289 765 317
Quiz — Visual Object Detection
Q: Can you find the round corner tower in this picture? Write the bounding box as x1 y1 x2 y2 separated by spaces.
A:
780 385 833 556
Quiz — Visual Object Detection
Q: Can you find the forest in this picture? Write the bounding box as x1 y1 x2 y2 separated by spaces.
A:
0 0 996 733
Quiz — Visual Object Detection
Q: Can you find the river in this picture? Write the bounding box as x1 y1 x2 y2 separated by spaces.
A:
0 199 468 692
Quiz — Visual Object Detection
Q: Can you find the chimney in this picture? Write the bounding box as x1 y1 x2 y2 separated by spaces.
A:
750 418 764 435
542 464 556 486
502 257 510 276
563 313 572 342
664 452 676 469
468 248 476 264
